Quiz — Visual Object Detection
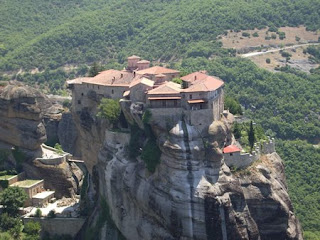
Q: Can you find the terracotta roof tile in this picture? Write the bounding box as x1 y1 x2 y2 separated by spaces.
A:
181 72 208 82
128 55 141 59
130 77 154 88
136 66 180 75
223 145 241 154
183 76 224 93
147 81 181 95
66 77 92 85
82 69 135 86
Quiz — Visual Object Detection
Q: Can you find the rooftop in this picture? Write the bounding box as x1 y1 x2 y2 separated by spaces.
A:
130 77 154 88
183 76 224 93
11 179 43 188
136 66 180 75
181 71 209 82
82 70 136 87
0 175 16 180
148 81 181 95
223 145 241 154
32 191 55 199
128 55 141 59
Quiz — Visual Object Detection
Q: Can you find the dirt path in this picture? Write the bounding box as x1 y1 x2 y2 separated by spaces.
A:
241 43 320 58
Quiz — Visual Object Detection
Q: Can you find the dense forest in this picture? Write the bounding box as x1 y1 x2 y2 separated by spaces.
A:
1 0 320 238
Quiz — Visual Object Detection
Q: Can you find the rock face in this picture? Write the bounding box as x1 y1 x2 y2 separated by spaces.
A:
0 82 83 198
0 82 47 151
71 99 303 239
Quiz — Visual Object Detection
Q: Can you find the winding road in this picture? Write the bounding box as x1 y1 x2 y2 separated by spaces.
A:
241 43 320 58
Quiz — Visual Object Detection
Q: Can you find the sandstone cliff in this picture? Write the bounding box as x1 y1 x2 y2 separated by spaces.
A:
71 99 303 240
0 81 83 198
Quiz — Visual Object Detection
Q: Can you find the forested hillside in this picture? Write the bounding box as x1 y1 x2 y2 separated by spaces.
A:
1 0 320 71
1 0 320 238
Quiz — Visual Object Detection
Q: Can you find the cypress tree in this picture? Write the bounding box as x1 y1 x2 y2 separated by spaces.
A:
248 121 255 152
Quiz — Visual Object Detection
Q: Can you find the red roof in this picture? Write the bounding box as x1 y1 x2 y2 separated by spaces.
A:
82 70 136 86
136 66 180 75
223 145 241 154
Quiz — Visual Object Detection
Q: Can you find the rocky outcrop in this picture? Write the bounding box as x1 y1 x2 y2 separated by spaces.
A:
0 82 46 151
71 97 302 239
93 118 302 240
0 82 84 198
58 112 78 155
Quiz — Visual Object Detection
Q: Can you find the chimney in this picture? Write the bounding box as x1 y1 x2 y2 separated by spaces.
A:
120 73 123 78
195 75 197 81
112 76 115 84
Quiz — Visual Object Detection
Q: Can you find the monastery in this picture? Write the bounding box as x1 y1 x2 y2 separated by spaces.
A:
67 55 224 129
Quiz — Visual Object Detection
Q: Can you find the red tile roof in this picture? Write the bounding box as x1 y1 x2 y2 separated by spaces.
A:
136 66 180 75
183 76 224 93
181 72 208 82
82 70 136 87
129 77 154 88
128 55 141 59
147 81 181 95
223 145 241 154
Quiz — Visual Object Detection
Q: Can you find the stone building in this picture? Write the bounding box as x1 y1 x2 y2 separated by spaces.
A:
67 55 225 129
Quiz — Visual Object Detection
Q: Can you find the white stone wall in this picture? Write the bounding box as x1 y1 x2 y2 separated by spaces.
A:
223 138 275 169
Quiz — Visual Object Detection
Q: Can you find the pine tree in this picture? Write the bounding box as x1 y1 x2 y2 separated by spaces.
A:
248 121 255 152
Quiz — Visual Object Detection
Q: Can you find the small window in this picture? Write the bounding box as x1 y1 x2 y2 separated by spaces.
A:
81 93 84 96
182 94 185 99
98 86 100 89
112 89 114 94
230 153 233 156
189 94 192 99
162 101 166 107
78 100 81 104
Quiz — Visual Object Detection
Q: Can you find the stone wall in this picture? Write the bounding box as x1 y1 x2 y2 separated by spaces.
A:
149 108 183 129
23 217 85 238
224 138 275 169
35 145 69 166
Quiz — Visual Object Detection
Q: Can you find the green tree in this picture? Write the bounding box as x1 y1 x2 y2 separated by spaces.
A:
233 122 242 139
0 187 27 217
0 213 21 231
34 209 42 218
88 62 103 77
9 220 22 240
248 121 255 152
23 221 41 239
97 98 121 126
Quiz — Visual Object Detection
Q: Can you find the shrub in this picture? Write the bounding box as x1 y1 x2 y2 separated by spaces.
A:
295 36 301 42
252 32 259 37
48 210 56 218
266 58 271 64
271 33 277 39
35 209 42 218
0 213 20 231
242 32 250 37
24 221 41 236
141 139 161 173
97 98 121 126
225 96 242 115
281 51 292 58
142 109 152 124
0 187 27 217
278 31 286 40
62 99 71 108
172 78 182 84
54 143 64 154
268 26 278 32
